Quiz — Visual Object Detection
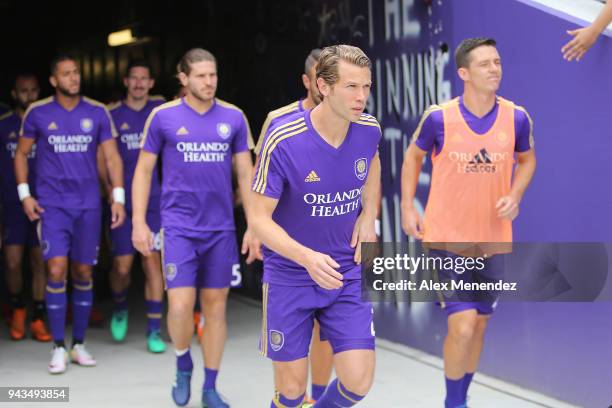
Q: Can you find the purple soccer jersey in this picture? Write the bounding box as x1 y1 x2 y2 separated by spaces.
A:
255 99 304 155
412 96 534 154
20 96 117 209
109 97 164 210
0 111 36 206
0 111 39 247
141 98 254 233
252 110 382 286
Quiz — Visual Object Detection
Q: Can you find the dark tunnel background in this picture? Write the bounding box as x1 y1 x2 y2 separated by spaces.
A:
0 0 366 123
0 0 368 305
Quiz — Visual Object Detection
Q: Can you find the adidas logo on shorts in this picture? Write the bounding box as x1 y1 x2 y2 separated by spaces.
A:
304 170 320 183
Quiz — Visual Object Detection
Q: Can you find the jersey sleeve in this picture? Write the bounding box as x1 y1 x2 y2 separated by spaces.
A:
255 112 277 155
411 106 442 152
514 107 534 152
20 108 38 139
141 110 164 154
252 142 287 199
98 106 117 144
232 111 254 154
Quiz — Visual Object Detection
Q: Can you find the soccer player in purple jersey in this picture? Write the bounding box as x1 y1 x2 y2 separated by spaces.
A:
132 48 260 408
256 48 333 405
0 73 51 342
254 49 322 157
251 45 381 408
103 60 166 352
14 55 126 374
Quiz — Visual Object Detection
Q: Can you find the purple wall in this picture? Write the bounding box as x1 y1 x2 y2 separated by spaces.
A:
367 0 612 406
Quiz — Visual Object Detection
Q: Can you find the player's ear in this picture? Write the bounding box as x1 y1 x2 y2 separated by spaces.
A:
10 89 16 101
49 75 57 88
457 67 469 81
302 73 310 91
123 77 129 88
316 77 329 98
178 72 189 87
149 78 155 89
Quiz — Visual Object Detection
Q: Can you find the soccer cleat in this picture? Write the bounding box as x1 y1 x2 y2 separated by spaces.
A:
147 330 167 353
110 310 128 341
9 308 26 340
30 319 52 342
70 344 97 366
302 396 316 406
201 389 229 408
172 370 192 406
48 347 68 374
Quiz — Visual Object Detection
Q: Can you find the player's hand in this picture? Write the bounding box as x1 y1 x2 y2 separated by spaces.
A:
110 202 126 229
132 221 154 257
401 203 424 239
302 250 343 290
350 213 378 264
22 196 44 221
562 26 599 61
496 195 520 220
241 228 263 264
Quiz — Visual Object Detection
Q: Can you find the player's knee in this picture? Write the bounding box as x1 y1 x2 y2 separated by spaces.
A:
339 366 374 396
449 318 478 343
48 265 67 282
113 265 131 278
201 292 228 319
5 255 21 273
168 298 194 317
72 262 92 277
277 377 307 399
73 270 92 282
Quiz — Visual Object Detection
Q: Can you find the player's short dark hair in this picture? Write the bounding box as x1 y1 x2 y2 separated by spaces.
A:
126 59 153 78
50 54 77 74
177 48 216 76
455 38 497 68
304 49 322 76
13 72 38 87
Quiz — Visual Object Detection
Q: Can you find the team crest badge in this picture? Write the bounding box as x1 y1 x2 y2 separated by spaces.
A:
269 330 284 351
80 118 93 132
354 157 368 181
217 123 231 139
41 240 50 256
152 232 162 251
8 131 16 139
496 131 509 147
165 263 177 281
